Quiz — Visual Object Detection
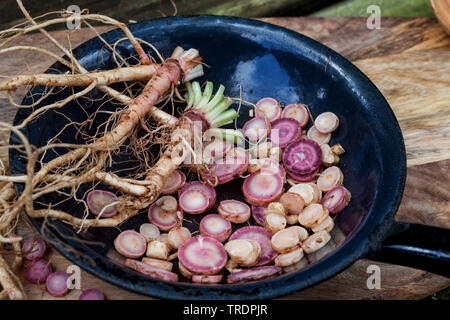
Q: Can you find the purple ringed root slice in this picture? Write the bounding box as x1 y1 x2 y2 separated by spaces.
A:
147 203 179 230
218 200 251 224
161 170 186 195
242 169 284 206
22 238 46 260
229 226 278 266
46 272 70 297
86 189 118 217
114 230 147 258
25 259 52 284
255 97 281 122
227 265 281 284
178 188 209 214
283 138 322 175
243 116 270 142
287 166 321 183
269 118 301 148
178 181 216 210
281 104 309 127
321 186 351 215
125 259 178 282
200 214 232 242
178 235 227 275
205 155 249 185
251 205 270 226
79 288 105 300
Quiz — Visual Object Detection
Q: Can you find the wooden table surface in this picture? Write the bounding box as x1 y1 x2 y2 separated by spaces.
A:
1 17 449 300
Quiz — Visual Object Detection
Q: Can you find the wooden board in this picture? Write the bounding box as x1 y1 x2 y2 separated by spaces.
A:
1 17 449 299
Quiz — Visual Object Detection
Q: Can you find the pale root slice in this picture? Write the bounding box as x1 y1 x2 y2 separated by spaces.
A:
274 247 304 267
225 259 243 274
269 118 301 148
281 104 309 127
317 166 344 192
251 142 281 162
248 158 286 180
25 259 52 284
320 144 338 167
287 226 309 241
331 144 345 155
252 205 270 226
46 272 70 297
179 181 216 210
288 183 315 206
178 189 209 214
286 214 300 225
255 97 282 122
242 169 284 206
271 228 301 253
311 216 335 233
86 189 118 217
267 202 287 216
243 116 270 142
307 126 331 146
142 257 174 272
225 239 261 267
178 261 193 279
298 204 329 229
192 274 223 284
204 155 249 185
229 226 277 266
287 167 320 183
161 170 186 195
148 203 180 231
178 236 227 275
157 233 169 245
146 240 169 260
314 112 339 134
79 289 104 300
264 213 287 234
125 259 178 282
200 214 232 242
139 223 160 242
279 192 305 215
167 226 192 249
283 138 322 174
203 138 232 160
218 200 251 224
114 230 147 259
302 230 331 253
308 182 322 203
22 238 46 260
321 186 351 215
227 266 281 284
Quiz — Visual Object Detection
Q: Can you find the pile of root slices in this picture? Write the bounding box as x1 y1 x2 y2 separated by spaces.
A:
87 82 351 284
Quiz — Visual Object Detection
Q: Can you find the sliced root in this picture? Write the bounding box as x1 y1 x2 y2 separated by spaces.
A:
25 259 52 284
200 214 232 242
281 104 309 127
279 192 304 215
142 257 173 272
271 228 301 253
314 112 339 134
251 205 270 226
274 247 304 267
307 126 331 145
218 200 251 224
317 166 344 192
225 239 261 267
298 204 329 229
46 272 70 297
302 230 331 254
86 190 118 218
146 240 169 260
242 169 283 206
321 186 351 215
125 259 178 281
161 170 186 195
264 213 287 234
269 118 301 148
167 226 192 249
139 223 160 242
192 274 223 284
229 226 277 266
114 230 147 259
243 116 270 142
255 98 281 122
79 288 105 300
178 236 227 275
178 181 216 210
226 266 281 284
21 237 46 260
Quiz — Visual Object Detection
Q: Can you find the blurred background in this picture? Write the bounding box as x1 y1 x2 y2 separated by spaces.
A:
0 0 438 30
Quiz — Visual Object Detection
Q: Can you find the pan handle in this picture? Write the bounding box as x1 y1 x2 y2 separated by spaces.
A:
366 221 450 278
